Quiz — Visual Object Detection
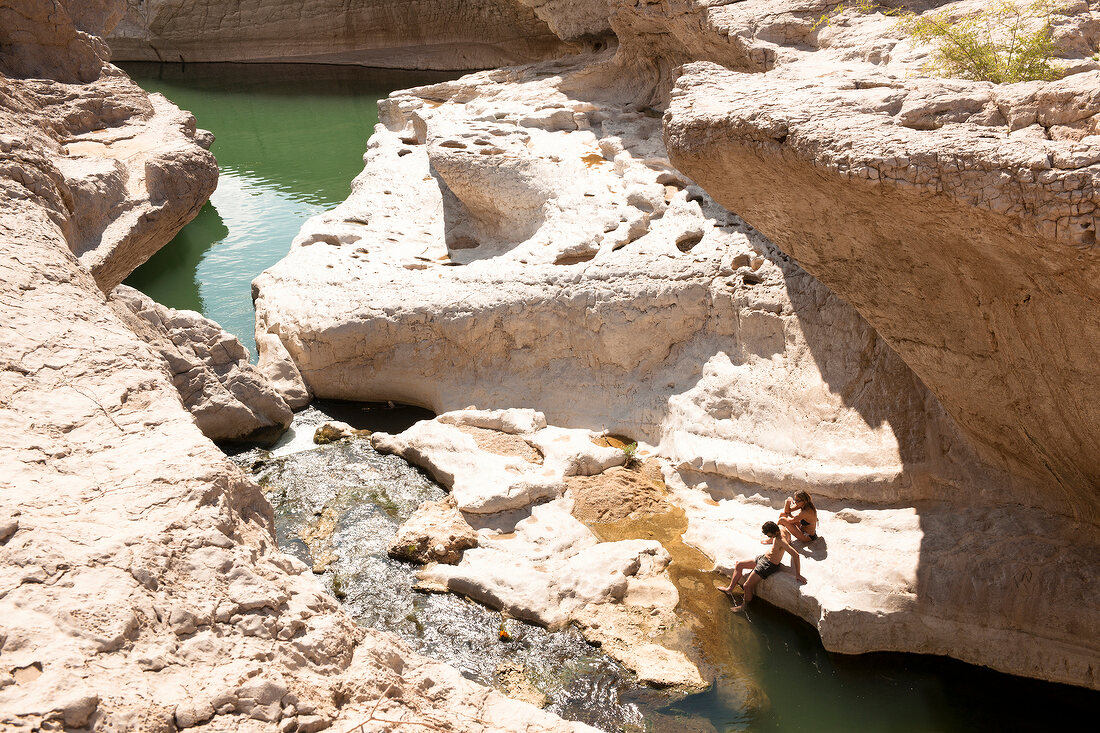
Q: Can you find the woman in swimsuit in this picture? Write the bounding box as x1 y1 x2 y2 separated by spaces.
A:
778 490 818 542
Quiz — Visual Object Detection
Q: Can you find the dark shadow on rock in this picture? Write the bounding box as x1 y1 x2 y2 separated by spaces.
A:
793 536 828 561
460 506 536 535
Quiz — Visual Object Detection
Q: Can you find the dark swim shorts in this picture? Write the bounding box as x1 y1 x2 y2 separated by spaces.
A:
754 554 782 579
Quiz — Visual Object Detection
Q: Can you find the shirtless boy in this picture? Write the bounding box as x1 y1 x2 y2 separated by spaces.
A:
720 521 807 612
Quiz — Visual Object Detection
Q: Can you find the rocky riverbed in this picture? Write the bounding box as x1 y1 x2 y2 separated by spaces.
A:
253 0 1100 691
3 0 1100 731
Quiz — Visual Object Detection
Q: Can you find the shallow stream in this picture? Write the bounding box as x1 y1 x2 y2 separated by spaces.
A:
131 63 1095 732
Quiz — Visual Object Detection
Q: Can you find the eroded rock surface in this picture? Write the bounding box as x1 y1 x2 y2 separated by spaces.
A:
0 0 218 292
377 409 706 689
373 408 624 513
3 147 595 733
387 495 480 564
664 1 1100 521
110 285 292 443
673 467 1100 692
254 57 964 503
256 0 1100 690
107 0 573 69
1 3 600 730
654 2 1100 688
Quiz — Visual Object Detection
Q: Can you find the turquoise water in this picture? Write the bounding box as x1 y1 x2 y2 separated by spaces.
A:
122 62 456 358
127 64 1098 731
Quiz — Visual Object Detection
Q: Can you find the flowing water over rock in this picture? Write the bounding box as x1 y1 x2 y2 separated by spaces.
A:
230 402 668 732
229 404 1097 733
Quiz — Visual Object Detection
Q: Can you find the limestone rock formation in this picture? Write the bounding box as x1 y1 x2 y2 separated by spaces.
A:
387 495 480 564
106 0 573 69
2 142 592 733
378 410 706 690
0 0 218 292
0 0 121 83
254 58 960 507
256 331 312 410
664 6 1100 520
110 285 293 443
672 466 1100 692
256 0 1100 690
517 0 614 43
0 3 599 730
373 408 625 513
651 0 1100 689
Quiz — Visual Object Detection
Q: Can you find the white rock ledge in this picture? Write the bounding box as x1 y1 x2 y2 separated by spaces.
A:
377 409 706 689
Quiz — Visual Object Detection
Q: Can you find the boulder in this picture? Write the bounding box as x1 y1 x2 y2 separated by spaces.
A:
256 331 312 409
111 285 292 443
313 421 359 444
372 409 624 514
387 496 479 565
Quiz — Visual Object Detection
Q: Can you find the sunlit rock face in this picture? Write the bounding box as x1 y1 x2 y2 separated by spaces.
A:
254 57 966 505
256 0 1100 689
0 2 602 730
111 285 293 442
106 0 574 69
0 0 218 292
374 408 709 691
652 0 1100 691
663 1 1100 522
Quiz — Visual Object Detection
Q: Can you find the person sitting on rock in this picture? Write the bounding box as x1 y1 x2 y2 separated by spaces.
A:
778 490 819 543
720 521 806 612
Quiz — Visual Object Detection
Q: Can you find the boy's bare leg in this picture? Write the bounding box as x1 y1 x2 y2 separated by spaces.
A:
731 572 762 612
720 560 755 593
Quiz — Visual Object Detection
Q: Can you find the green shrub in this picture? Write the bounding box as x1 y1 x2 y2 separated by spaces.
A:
897 1 1065 83
621 441 641 469
815 1 1067 84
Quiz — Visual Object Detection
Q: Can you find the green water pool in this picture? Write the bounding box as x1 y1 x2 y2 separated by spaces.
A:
124 62 1097 732
121 62 456 358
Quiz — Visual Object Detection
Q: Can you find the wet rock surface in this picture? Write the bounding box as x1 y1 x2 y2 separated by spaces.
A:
238 411 675 731
387 495 480 565
374 409 708 690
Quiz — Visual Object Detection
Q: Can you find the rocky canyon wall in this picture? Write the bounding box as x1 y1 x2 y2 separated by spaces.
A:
0 0 218 291
106 0 575 69
0 1 599 729
664 0 1100 524
255 0 1100 689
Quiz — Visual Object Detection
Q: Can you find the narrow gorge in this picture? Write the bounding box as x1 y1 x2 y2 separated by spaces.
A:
2 1 1098 731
